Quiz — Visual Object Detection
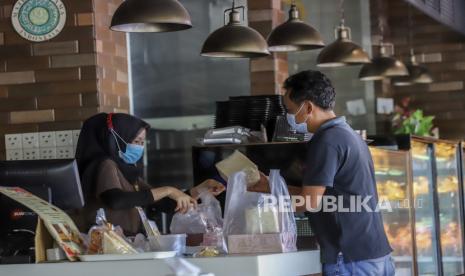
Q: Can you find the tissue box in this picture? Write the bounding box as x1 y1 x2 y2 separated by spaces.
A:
227 233 295 254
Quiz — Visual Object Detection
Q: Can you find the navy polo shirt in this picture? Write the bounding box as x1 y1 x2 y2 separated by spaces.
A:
303 117 392 264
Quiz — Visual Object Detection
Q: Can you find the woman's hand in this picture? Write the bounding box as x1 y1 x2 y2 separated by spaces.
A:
190 179 226 199
168 188 197 213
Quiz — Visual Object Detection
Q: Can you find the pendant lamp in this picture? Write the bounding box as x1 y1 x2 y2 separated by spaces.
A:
392 5 433 86
201 1 270 58
317 22 370 67
267 2 324 52
317 0 370 67
110 0 192 33
359 43 409 81
392 51 433 86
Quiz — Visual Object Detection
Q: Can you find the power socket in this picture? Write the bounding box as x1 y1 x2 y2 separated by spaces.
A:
5 134 22 149
22 133 39 149
56 147 74 159
72 130 81 146
56 131 73 147
39 131 56 148
23 148 40 160
40 148 57 160
6 149 23 160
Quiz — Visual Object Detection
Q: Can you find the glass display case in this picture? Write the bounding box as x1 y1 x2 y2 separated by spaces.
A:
433 142 465 276
370 148 415 275
366 135 465 275
411 140 440 276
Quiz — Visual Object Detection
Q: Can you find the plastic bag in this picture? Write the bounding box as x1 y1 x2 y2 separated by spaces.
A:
170 192 226 252
223 170 297 252
170 192 223 234
269 170 297 252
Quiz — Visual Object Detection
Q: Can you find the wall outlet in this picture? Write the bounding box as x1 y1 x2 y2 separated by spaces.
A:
22 133 39 148
39 131 56 148
40 148 56 160
56 131 73 147
72 130 81 146
5 134 22 149
6 149 23 160
56 147 74 159
23 148 40 160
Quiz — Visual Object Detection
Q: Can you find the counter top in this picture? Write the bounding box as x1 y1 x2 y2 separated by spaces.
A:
0 250 321 276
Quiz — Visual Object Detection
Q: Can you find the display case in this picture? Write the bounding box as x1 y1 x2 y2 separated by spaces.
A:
411 140 441 276
370 148 416 275
433 141 465 276
369 135 465 276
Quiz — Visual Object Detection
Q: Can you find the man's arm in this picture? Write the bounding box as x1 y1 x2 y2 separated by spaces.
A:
288 185 326 213
249 175 326 213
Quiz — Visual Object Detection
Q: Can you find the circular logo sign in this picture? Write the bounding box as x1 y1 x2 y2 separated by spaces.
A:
11 0 66 42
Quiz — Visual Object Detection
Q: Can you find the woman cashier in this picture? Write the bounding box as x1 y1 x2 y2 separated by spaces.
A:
74 113 224 235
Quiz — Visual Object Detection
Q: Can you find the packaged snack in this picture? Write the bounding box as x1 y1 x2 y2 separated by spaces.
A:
135 206 161 249
102 230 138 254
87 209 137 255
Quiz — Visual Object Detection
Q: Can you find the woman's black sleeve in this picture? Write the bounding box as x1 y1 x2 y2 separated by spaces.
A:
148 197 178 214
100 188 155 210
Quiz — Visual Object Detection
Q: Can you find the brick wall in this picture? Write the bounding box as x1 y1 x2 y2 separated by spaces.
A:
0 0 129 159
372 0 465 139
94 0 130 114
248 0 288 95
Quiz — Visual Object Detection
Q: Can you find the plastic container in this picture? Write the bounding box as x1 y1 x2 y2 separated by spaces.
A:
150 234 186 256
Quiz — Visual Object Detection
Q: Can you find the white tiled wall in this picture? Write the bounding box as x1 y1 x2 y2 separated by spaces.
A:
5 130 81 161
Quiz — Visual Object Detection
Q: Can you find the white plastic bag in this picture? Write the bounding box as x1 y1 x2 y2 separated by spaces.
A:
223 170 297 252
269 170 297 252
170 192 227 252
170 192 223 234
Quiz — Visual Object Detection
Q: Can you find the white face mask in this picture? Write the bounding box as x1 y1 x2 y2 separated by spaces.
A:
286 102 310 134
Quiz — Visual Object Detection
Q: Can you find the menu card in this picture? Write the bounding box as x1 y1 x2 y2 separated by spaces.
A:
0 187 85 261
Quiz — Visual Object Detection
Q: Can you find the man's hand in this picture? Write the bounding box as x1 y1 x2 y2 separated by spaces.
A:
247 172 271 193
190 179 226 199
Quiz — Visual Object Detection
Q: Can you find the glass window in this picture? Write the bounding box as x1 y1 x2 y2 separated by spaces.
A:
285 0 376 133
129 0 250 119
128 0 250 189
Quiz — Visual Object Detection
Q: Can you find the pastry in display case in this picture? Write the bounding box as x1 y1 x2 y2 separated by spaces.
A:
433 142 465 276
370 147 415 275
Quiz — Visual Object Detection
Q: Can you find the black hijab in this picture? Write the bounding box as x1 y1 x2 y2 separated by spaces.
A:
75 113 150 198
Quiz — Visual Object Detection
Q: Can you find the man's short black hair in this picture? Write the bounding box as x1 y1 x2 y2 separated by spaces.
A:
284 70 336 110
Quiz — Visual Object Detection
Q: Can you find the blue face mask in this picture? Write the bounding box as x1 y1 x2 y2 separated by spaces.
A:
286 103 310 134
110 129 144 164
119 143 144 164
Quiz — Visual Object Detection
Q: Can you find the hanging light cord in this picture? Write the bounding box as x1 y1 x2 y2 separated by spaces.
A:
408 4 415 56
224 0 245 25
377 0 386 45
339 0 345 25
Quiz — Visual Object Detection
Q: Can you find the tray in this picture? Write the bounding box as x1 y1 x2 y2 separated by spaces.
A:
79 251 177 262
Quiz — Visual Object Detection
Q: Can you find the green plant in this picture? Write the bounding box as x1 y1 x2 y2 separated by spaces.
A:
393 109 434 136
